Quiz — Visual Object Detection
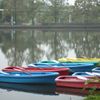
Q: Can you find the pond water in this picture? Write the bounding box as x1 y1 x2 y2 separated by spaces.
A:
0 29 100 100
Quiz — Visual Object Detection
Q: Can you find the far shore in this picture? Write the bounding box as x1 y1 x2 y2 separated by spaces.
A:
0 24 100 30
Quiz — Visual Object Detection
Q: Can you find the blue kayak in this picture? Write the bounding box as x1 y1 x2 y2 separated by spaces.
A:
0 71 59 84
72 71 100 77
28 63 94 72
92 67 100 72
72 72 94 76
38 60 99 68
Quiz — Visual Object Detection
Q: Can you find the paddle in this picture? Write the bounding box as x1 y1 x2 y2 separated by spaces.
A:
80 56 87 58
62 58 68 61
62 57 83 61
52 59 75 65
29 64 44 70
14 68 32 75
30 63 58 68
85 72 94 76
51 60 76 73
85 72 100 77
77 76 88 80
90 72 100 76
62 58 73 62
63 58 76 63
92 72 100 76
0 71 11 75
80 56 91 60
51 60 67 66
52 59 78 66
44 63 58 67
15 67 25 70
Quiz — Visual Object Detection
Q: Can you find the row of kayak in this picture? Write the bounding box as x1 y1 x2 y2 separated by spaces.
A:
56 58 100 89
28 61 97 73
58 57 100 66
39 60 99 67
0 58 100 89
56 67 100 88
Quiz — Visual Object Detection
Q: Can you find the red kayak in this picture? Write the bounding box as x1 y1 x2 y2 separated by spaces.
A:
55 76 100 89
2 66 69 76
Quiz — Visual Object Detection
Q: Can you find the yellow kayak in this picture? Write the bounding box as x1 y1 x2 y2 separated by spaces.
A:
58 58 100 66
58 58 100 61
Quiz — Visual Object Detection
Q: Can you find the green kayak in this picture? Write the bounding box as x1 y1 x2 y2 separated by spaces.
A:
38 60 99 68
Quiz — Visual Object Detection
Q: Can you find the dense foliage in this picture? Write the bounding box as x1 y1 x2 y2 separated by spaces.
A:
0 0 100 24
84 92 100 100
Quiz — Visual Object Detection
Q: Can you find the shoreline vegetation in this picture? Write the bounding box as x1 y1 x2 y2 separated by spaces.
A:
0 23 100 30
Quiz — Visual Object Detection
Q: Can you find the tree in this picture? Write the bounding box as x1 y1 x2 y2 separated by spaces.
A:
74 0 99 23
26 0 44 25
44 0 69 23
2 0 28 24
62 5 75 23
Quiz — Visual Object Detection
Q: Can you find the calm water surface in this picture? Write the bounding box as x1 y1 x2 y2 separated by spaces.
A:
0 29 100 100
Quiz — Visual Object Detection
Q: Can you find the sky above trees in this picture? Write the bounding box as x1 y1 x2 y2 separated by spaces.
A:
68 0 75 5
